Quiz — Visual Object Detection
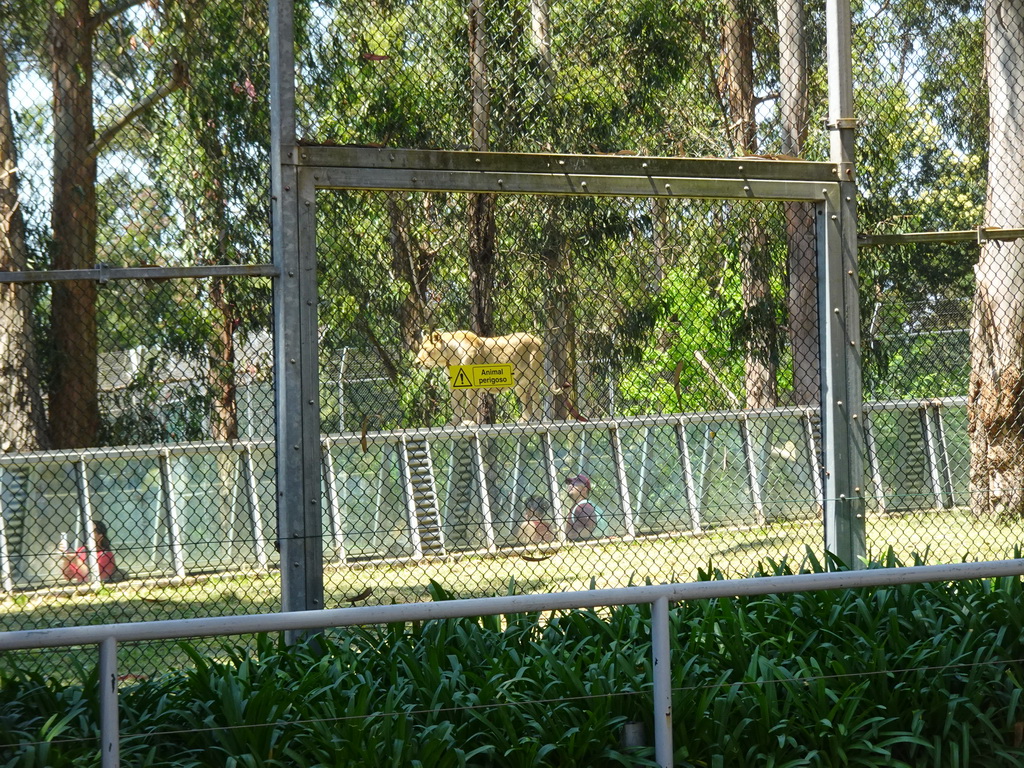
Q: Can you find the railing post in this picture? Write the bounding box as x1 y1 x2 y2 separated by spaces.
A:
611 426 636 539
241 445 269 571
399 438 424 560
321 439 347 563
76 460 101 588
158 450 186 581
821 0 866 567
651 596 673 767
545 430 567 543
472 435 496 552
675 420 702 533
740 416 766 526
98 636 119 768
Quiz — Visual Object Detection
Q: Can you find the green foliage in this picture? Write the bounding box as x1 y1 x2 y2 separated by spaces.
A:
5 560 1024 766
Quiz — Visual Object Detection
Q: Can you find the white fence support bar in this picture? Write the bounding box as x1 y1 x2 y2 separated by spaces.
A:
611 426 636 539
98 636 119 768
651 596 673 768
158 450 186 580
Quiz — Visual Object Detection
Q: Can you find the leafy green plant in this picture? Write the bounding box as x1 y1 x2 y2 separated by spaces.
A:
5 558 1024 766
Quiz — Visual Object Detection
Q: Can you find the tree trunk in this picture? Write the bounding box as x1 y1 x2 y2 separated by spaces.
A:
468 0 498 424
49 0 100 448
543 213 577 420
387 193 437 353
969 0 1024 517
777 0 819 406
0 45 47 451
721 0 778 408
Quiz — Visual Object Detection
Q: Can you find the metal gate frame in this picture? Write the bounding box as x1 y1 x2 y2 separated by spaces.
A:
269 0 865 614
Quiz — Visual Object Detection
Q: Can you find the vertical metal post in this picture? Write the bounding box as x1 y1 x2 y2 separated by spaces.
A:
933 404 956 508
76 460 101 587
676 421 702 533
863 412 886 515
804 411 825 514
544 430 566 542
0 474 12 592
922 405 955 510
158 451 185 580
321 440 347 563
636 427 650 514
610 426 636 538
820 0 865 568
698 427 715 518
651 596 673 768
272 0 324 618
98 636 119 768
472 435 497 552
241 445 269 571
740 416 766 525
399 438 424 560
817 196 866 567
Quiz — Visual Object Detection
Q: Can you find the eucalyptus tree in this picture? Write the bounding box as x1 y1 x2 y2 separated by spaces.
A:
0 39 47 452
969 0 1024 517
46 0 187 449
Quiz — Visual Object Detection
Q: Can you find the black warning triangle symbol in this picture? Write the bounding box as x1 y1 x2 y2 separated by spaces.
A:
452 367 473 388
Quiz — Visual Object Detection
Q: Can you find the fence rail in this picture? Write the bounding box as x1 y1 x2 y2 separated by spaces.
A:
0 397 969 593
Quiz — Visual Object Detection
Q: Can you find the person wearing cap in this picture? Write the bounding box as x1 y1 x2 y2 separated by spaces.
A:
565 473 606 540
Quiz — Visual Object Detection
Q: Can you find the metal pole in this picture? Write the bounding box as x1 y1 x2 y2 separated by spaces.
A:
76 461 101 587
611 426 636 538
241 446 269 571
651 596 673 767
322 443 347 563
740 416 765 526
472 435 496 552
821 0 865 567
400 439 424 560
98 636 119 768
0 471 12 592
158 451 185 581
271 0 324 620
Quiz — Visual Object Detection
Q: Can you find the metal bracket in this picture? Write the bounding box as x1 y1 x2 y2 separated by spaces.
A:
826 117 859 130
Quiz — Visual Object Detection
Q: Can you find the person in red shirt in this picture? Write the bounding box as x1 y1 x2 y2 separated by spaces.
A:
61 520 118 583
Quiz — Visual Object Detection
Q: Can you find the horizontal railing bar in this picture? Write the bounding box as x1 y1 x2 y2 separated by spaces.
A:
858 227 1024 246
2 559 1021 651
864 396 966 411
309 167 830 201
294 146 841 183
0 264 279 284
0 398 969 465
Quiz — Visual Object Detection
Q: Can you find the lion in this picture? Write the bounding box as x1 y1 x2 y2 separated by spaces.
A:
414 330 546 424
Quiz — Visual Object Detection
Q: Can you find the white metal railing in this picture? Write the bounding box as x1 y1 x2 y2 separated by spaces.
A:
0 398 969 592
2 559 1022 768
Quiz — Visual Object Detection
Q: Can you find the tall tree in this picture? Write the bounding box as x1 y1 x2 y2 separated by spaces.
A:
777 0 819 406
968 0 1024 517
467 0 498 424
720 0 779 408
46 0 183 448
0 41 47 451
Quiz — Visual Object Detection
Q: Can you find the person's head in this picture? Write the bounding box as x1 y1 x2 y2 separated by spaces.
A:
524 496 549 520
565 473 591 499
92 520 110 550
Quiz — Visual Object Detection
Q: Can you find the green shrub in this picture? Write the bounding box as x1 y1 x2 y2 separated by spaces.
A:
4 560 1024 767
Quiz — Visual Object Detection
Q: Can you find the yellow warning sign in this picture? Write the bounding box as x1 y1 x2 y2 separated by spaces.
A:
448 364 515 389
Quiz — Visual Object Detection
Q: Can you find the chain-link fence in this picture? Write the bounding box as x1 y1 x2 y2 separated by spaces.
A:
2 0 1023 636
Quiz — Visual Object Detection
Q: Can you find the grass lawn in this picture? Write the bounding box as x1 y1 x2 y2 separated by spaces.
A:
2 508 1023 675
